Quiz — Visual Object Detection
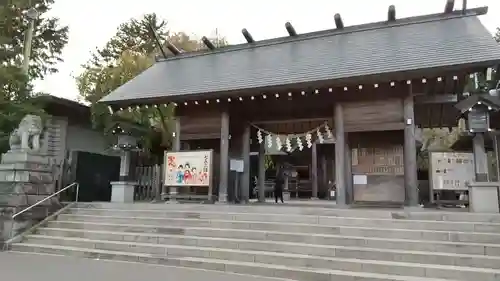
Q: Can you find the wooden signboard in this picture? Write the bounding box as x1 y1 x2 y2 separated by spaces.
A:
429 152 474 191
164 150 213 187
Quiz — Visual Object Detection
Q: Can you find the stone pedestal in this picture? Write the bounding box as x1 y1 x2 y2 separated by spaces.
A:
283 191 291 201
468 182 500 213
165 186 178 204
110 181 136 203
283 177 291 201
0 151 58 241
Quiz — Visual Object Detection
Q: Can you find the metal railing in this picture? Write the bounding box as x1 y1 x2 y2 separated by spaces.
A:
11 182 79 220
5 182 79 249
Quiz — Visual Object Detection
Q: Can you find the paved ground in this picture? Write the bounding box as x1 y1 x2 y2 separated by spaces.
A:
0 252 290 281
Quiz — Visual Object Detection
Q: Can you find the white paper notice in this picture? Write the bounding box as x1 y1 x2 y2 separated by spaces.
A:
353 174 368 185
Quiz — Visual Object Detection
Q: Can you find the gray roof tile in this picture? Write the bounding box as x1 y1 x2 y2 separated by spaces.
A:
100 8 500 104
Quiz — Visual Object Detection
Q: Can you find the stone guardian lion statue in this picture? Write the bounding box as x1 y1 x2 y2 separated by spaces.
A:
8 114 43 152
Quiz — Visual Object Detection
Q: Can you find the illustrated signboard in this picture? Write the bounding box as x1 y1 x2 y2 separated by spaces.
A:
164 150 212 186
429 152 474 191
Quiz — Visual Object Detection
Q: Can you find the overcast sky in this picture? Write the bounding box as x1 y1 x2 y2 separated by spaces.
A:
34 0 500 102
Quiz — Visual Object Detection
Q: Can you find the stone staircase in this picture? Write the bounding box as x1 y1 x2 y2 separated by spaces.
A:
8 202 500 281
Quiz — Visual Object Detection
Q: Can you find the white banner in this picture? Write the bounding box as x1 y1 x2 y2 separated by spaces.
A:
164 150 212 186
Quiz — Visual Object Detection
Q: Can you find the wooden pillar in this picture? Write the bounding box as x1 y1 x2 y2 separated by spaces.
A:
493 135 500 181
473 133 489 182
344 138 353 204
166 118 181 203
241 124 251 203
335 103 346 205
330 158 336 188
219 111 230 202
258 142 266 202
311 142 318 199
321 155 327 198
403 90 419 206
173 118 181 151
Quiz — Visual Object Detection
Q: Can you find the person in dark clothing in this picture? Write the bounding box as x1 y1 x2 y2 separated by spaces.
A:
274 164 285 203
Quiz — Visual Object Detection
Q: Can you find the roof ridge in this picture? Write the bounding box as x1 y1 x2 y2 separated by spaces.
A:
158 7 488 62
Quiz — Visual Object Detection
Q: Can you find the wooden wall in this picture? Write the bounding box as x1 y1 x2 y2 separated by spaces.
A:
343 99 404 132
349 131 405 204
180 115 221 140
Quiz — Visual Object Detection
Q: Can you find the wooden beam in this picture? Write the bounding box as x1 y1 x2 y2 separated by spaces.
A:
166 41 181 55
387 5 396 21
444 0 455 13
334 13 344 29
285 22 297 36
201 36 216 50
252 117 329 125
241 28 255 43
146 23 168 58
414 94 458 104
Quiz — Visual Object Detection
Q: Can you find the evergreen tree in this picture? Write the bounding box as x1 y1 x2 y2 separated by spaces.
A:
0 0 68 153
77 13 227 153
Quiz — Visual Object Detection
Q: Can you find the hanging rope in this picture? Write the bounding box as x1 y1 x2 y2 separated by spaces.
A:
250 122 329 138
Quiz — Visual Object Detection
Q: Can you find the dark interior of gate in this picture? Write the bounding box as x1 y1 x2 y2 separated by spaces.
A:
99 2 500 206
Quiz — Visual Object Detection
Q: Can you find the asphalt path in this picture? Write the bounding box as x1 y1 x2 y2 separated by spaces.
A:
0 252 292 281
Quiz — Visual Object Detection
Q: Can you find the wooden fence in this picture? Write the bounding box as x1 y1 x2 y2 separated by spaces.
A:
134 165 163 201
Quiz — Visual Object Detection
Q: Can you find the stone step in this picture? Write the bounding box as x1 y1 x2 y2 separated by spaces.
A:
67 208 500 232
23 234 500 270
76 203 500 223
36 227 500 256
53 213 500 241
10 244 455 281
47 220 500 245
16 239 476 281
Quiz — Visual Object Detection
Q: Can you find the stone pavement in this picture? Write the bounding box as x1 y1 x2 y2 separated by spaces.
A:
0 252 291 281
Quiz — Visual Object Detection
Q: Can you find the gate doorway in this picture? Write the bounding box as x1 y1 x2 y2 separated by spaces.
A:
73 152 120 202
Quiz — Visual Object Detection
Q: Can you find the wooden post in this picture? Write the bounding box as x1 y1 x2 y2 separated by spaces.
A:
344 138 353 204
473 133 489 182
241 124 251 203
493 135 500 181
321 155 327 198
311 142 318 199
258 142 266 202
403 89 419 206
167 118 181 203
219 111 230 202
154 165 162 201
173 118 181 151
335 103 346 205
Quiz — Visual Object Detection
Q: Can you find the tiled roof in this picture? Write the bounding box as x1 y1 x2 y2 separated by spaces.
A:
100 7 500 104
